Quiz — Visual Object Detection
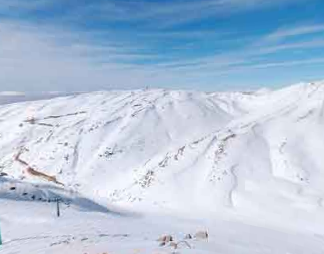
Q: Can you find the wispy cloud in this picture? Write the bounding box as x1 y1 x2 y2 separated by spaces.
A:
1 20 324 91
265 24 324 41
143 23 324 78
0 21 163 91
0 0 306 28
255 39 324 55
62 0 307 28
0 0 323 91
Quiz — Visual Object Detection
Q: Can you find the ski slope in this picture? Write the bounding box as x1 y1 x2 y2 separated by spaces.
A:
1 81 324 253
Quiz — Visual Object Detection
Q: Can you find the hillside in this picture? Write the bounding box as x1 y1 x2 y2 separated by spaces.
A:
1 82 324 253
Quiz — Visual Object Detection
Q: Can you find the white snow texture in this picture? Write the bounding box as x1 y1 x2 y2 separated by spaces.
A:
1 81 324 253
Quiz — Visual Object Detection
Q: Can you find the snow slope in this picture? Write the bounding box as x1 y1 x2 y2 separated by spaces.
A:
2 197 324 254
1 82 324 253
124 82 324 217
0 89 239 199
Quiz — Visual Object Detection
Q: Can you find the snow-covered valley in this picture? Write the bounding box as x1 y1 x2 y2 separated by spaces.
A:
1 82 324 253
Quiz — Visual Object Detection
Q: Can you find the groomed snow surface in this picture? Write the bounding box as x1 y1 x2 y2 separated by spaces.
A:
1 82 324 253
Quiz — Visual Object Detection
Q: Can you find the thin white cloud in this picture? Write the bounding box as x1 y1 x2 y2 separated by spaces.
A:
0 0 55 13
255 39 324 55
0 21 165 91
0 0 323 91
54 0 309 28
143 22 324 77
249 57 324 69
265 24 324 41
1 20 324 92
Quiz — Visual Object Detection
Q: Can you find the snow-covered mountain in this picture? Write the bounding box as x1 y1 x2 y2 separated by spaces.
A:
1 82 324 211
0 91 75 105
1 82 324 253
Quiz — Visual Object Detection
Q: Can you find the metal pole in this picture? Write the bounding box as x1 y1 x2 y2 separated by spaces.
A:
56 198 60 218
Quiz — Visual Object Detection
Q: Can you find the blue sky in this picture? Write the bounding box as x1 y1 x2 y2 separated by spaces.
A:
0 0 324 91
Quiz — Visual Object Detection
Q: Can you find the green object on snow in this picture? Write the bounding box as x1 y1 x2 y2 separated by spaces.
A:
0 225 2 245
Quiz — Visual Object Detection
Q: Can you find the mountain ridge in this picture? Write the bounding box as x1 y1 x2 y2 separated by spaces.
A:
0 81 324 217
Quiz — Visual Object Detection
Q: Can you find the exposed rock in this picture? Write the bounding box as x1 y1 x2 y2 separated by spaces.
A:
159 241 166 247
184 233 192 239
169 242 178 249
194 231 208 240
157 235 173 243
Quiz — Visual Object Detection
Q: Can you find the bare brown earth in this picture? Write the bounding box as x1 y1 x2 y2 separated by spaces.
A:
14 149 64 186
